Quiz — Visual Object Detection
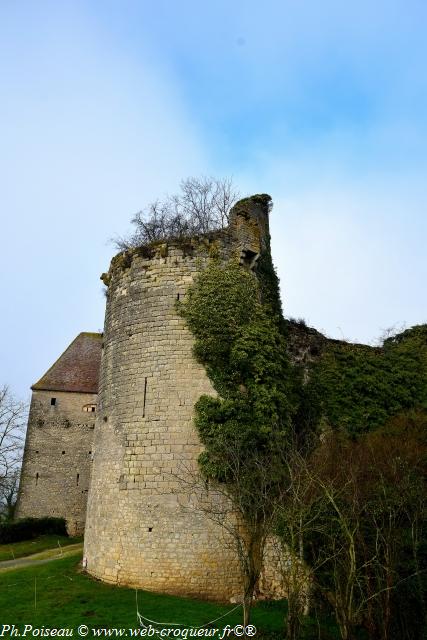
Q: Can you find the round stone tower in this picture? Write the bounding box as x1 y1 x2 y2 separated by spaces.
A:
84 196 271 599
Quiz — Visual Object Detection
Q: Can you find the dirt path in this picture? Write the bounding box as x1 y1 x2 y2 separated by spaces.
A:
0 542 83 572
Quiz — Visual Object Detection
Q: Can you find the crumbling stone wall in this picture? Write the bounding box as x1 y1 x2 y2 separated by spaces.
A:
84 199 270 599
15 390 96 536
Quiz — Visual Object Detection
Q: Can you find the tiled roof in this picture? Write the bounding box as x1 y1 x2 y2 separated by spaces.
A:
32 333 102 394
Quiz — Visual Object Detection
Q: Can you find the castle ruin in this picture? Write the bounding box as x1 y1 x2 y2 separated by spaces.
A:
17 195 282 599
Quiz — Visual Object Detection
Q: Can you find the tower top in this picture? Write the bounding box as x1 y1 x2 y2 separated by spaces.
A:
229 194 272 267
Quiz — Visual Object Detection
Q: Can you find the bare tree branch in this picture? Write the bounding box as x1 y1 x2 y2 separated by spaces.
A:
0 385 27 521
114 176 240 250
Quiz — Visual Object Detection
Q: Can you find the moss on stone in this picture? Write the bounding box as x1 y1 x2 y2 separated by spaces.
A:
232 194 272 217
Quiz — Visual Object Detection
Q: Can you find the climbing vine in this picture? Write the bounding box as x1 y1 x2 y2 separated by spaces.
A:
308 324 427 436
178 259 293 481
177 206 427 634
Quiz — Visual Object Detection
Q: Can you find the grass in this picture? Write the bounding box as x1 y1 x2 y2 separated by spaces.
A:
0 551 279 630
0 550 341 639
0 535 83 562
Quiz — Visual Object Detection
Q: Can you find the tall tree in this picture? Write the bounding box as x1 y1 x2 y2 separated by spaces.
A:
0 386 26 521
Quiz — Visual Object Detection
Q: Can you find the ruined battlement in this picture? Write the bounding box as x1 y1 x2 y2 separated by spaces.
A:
101 194 272 286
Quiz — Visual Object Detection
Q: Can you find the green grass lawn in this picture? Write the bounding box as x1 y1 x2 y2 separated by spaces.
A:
0 535 83 562
0 550 340 639
0 551 280 631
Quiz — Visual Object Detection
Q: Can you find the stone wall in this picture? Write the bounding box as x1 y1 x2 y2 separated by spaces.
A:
84 198 271 600
15 389 97 536
84 245 241 598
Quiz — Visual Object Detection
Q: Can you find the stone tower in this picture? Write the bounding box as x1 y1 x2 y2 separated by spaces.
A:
16 332 102 535
83 195 272 599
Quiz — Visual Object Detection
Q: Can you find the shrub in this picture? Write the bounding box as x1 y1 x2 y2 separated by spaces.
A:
0 517 67 543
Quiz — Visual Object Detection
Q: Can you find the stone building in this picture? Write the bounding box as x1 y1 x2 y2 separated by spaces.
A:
17 188 426 605
82 195 273 600
17 195 300 599
15 332 102 536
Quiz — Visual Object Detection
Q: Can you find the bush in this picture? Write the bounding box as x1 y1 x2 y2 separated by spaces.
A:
0 517 67 543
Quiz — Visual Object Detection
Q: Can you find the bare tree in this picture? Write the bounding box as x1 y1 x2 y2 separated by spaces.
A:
115 176 240 250
0 386 27 521
274 447 327 640
175 436 283 627
302 425 427 640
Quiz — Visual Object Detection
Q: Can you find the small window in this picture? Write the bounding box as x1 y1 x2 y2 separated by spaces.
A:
240 249 259 270
51 398 56 406
83 404 97 413
62 450 65 455
36 473 39 485
76 473 80 486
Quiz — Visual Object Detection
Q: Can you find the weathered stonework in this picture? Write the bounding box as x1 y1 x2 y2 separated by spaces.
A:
15 389 97 535
16 333 102 536
83 198 271 599
18 196 292 599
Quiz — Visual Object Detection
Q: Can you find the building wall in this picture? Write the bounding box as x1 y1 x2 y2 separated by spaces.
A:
84 241 243 599
15 389 97 535
84 200 272 600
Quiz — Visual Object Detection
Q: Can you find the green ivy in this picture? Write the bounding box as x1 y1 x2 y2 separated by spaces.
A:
178 259 293 481
309 325 427 436
179 238 427 458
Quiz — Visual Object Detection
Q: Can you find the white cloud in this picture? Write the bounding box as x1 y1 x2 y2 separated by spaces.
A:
0 5 210 399
268 181 427 344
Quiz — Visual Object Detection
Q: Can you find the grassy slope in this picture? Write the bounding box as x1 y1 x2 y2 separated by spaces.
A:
0 536 82 562
0 552 281 630
0 551 341 638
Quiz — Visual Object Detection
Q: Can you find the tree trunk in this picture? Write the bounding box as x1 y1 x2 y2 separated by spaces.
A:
243 593 252 627
242 532 264 627
286 591 303 640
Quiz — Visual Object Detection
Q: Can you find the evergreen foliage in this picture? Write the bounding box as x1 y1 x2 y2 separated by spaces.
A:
309 324 427 436
0 517 67 544
178 259 293 481
177 193 427 637
178 255 293 625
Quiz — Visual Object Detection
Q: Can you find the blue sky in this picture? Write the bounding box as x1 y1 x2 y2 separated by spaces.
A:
1 0 426 400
